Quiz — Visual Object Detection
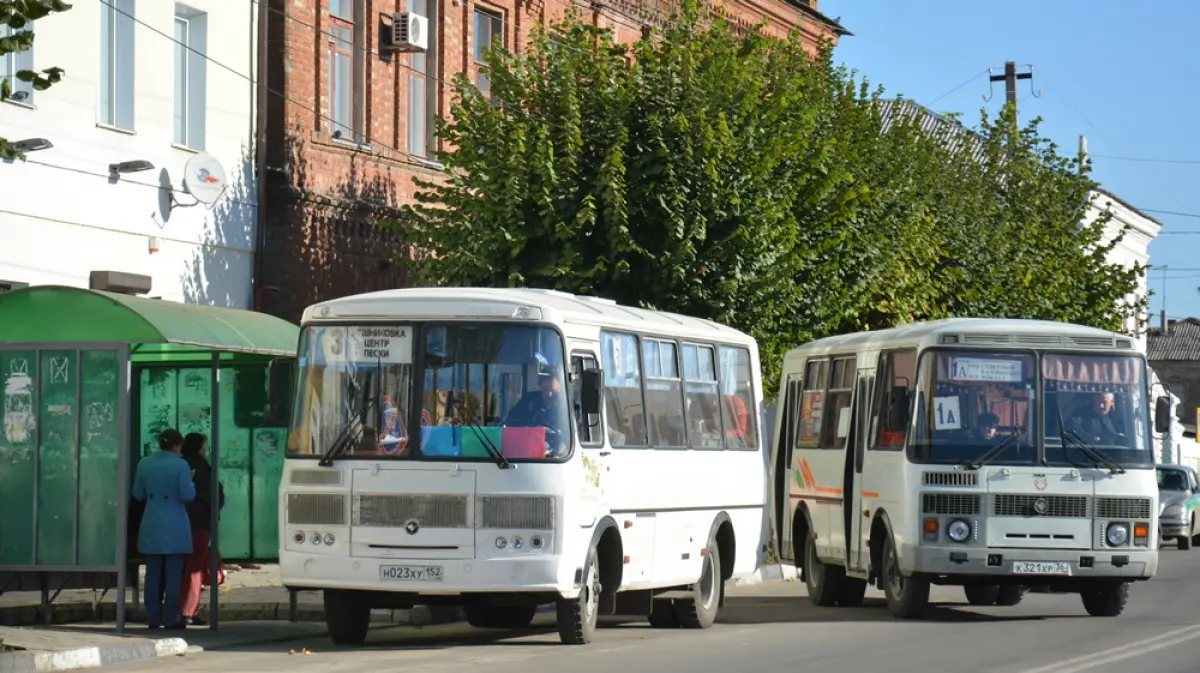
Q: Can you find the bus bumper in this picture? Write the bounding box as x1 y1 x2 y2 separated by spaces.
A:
902 545 1158 580
280 552 574 597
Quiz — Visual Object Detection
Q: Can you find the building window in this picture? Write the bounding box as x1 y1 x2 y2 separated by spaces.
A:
408 0 438 157
473 8 502 98
99 0 136 130
328 0 365 143
173 5 208 150
0 22 35 104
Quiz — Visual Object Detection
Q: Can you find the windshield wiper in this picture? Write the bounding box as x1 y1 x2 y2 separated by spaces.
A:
1056 406 1124 475
318 371 376 467
448 394 513 470
1062 429 1125 475
960 427 1028 470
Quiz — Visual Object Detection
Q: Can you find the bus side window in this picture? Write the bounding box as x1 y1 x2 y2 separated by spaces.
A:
572 354 604 446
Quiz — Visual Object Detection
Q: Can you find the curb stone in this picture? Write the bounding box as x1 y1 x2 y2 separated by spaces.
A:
0 638 187 673
0 603 465 628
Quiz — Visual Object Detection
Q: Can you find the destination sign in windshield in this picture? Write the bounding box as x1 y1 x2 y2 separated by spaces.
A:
318 326 413 365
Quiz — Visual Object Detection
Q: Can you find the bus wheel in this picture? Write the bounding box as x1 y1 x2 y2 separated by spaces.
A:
465 605 537 629
323 589 371 646
963 585 1000 605
556 546 600 644
995 585 1025 606
1080 581 1129 617
805 535 845 607
676 540 721 629
882 536 929 619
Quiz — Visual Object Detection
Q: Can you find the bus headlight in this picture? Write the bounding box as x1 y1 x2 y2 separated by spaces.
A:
947 519 971 543
1106 523 1129 547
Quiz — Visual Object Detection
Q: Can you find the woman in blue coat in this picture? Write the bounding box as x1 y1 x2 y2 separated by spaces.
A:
132 428 197 629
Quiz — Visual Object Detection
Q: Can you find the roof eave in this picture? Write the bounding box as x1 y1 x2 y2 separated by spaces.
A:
785 0 852 36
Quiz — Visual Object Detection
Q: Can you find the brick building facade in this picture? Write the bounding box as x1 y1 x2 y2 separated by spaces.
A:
255 0 848 321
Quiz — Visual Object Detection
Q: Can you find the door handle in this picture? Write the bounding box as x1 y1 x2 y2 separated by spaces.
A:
599 450 612 457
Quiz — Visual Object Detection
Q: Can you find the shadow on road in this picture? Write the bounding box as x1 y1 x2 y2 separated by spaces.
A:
712 595 1065 624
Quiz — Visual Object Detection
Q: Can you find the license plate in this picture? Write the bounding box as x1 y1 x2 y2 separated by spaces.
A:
379 565 444 581
1011 561 1071 575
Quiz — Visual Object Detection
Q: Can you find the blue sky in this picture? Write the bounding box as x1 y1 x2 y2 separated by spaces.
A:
823 0 1200 323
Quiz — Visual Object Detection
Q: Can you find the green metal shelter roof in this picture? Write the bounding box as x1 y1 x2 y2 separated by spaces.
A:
0 286 299 359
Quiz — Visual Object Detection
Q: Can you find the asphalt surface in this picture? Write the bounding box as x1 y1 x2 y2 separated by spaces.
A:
103 547 1200 673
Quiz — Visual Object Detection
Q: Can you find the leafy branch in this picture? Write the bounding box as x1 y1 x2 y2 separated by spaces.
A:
0 0 72 160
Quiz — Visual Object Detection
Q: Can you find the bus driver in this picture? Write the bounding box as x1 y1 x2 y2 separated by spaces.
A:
503 356 570 457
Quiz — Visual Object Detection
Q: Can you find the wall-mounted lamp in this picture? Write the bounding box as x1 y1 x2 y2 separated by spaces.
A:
148 236 161 254
10 138 53 153
109 159 154 174
8 91 30 103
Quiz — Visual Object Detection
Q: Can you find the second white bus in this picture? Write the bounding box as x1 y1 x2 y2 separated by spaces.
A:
770 318 1165 618
274 288 770 644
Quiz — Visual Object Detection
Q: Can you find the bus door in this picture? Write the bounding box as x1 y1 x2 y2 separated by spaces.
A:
844 368 874 571
776 372 804 563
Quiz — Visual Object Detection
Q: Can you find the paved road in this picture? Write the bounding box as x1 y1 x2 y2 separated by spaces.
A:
104 549 1200 673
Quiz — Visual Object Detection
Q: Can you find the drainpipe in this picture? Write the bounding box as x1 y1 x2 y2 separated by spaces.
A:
252 0 270 312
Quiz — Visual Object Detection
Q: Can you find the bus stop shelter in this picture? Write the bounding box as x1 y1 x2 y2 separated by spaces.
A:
0 286 298 631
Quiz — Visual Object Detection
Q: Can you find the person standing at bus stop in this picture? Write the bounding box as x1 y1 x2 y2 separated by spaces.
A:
180 432 225 626
131 428 196 630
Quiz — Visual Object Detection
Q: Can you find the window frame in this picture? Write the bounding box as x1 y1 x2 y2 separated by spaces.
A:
642 337 687 448
172 5 207 150
0 21 36 106
327 0 366 145
599 329 761 453
819 356 856 450
407 0 439 158
472 6 503 99
869 348 916 452
99 0 136 131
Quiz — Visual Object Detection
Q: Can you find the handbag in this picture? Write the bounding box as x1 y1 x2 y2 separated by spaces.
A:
201 562 226 587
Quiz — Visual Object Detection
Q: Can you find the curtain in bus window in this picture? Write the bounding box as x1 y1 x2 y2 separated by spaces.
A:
718 346 757 449
600 332 647 446
796 360 826 449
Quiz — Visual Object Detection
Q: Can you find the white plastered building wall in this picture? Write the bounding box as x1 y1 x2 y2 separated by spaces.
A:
0 0 258 308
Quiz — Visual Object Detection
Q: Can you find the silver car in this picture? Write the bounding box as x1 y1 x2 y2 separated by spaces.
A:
1157 464 1200 550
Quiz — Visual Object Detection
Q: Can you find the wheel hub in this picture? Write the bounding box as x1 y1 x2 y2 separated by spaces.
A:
699 549 717 610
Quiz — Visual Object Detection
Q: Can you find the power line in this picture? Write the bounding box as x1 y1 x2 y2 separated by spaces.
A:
1092 154 1200 166
1141 209 1200 220
925 69 988 107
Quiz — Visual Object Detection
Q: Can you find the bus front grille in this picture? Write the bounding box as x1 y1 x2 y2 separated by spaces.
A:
922 493 982 516
1094 497 1152 520
992 494 1089 518
477 496 555 530
286 493 347 526
353 494 470 529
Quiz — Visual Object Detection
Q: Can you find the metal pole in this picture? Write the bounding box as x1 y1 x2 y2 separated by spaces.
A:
115 350 131 634
209 353 221 630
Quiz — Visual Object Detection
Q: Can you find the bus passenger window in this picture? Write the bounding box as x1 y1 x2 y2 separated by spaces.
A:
600 332 648 446
683 343 724 448
719 346 758 449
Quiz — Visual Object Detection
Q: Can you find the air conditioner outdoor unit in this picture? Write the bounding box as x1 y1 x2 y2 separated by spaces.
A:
389 12 429 52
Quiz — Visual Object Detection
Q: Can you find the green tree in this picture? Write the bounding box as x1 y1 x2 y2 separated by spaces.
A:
390 2 1144 396
1 0 71 160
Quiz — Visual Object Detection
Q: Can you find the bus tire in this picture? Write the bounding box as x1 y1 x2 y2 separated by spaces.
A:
804 534 845 607
465 605 537 629
1080 581 1129 617
882 536 929 619
995 585 1025 606
556 546 600 644
648 598 680 628
837 578 868 607
675 540 721 629
963 585 1000 606
323 589 370 646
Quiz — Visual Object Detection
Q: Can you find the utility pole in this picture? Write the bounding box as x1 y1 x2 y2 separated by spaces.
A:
986 62 1037 158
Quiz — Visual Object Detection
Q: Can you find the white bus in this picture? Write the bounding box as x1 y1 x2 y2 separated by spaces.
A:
275 288 768 645
769 318 1168 619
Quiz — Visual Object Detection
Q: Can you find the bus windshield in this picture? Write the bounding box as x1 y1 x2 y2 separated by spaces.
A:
910 350 1036 465
1043 353 1151 467
286 323 570 461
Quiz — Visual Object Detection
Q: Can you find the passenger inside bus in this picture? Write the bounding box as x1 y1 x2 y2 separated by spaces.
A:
1067 392 1128 446
963 412 1001 443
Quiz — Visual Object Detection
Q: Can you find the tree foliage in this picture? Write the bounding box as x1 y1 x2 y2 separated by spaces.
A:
1 0 71 160
390 2 1145 396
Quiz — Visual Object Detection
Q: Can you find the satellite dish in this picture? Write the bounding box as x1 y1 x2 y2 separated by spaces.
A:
182 152 228 206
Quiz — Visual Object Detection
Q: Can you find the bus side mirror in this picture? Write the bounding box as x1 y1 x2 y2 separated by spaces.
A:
265 358 295 427
580 369 603 417
886 386 909 431
1154 396 1172 434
